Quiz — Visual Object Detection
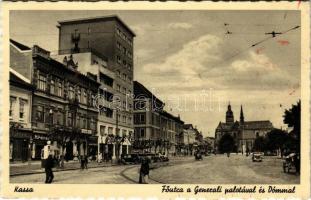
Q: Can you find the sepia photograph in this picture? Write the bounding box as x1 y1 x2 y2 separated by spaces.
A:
8 9 302 185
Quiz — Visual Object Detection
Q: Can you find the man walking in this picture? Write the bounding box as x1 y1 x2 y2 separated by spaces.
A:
45 155 54 183
139 158 150 184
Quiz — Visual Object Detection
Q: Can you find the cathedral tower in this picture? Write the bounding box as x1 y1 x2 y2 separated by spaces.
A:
226 102 234 123
240 105 244 124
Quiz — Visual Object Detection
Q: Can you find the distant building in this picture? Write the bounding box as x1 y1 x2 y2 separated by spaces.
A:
179 124 196 155
215 103 273 153
133 81 184 156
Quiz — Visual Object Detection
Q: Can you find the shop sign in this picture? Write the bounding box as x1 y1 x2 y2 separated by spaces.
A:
33 134 49 140
81 129 92 134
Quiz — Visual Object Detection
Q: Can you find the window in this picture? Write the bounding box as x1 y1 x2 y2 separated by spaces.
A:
100 126 106 136
122 73 127 80
122 60 126 66
56 80 62 97
122 101 126 109
117 55 121 64
108 127 113 135
122 129 127 137
38 74 46 91
68 112 72 127
128 64 132 70
88 27 91 34
77 88 81 102
122 87 126 94
128 116 132 124
37 106 44 122
56 112 63 125
117 84 121 92
127 76 132 82
81 115 87 129
82 89 87 104
116 70 121 77
50 79 55 95
90 118 96 130
134 113 146 124
117 42 121 50
122 115 126 123
102 90 114 102
140 128 145 138
76 114 80 128
19 99 27 120
117 114 121 122
99 72 114 87
69 85 74 100
9 96 16 117
122 47 126 55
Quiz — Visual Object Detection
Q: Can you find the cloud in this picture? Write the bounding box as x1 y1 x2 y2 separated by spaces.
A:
168 22 193 29
140 34 299 93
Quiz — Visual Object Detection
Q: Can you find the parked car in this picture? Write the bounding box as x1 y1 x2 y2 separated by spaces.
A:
252 152 263 162
159 154 169 162
195 152 203 160
120 153 140 164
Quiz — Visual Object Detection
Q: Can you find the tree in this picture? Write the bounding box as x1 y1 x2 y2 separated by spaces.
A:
265 128 290 157
218 133 235 153
283 100 301 152
253 136 266 152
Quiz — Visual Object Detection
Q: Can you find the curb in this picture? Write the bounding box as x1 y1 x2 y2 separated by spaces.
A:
10 163 118 177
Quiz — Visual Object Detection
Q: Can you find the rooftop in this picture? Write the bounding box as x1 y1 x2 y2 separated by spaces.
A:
58 15 136 37
10 39 31 51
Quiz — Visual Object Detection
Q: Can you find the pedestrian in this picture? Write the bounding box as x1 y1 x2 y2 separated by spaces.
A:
80 155 85 170
294 153 300 175
139 158 150 184
45 155 54 184
84 155 88 169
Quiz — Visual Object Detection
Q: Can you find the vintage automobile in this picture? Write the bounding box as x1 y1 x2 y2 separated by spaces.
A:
195 152 203 160
120 153 140 164
283 153 298 173
159 154 169 162
252 152 263 162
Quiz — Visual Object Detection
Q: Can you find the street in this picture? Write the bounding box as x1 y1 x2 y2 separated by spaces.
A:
10 155 299 184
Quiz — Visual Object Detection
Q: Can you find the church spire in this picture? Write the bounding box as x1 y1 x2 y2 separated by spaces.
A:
226 102 234 123
240 105 244 124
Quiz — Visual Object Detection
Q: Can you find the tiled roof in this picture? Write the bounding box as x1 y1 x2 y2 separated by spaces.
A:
243 120 273 130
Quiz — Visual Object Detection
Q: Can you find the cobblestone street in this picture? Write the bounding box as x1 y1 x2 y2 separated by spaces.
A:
10 155 299 184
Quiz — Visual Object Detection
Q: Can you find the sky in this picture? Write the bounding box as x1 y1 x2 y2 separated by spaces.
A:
9 10 301 137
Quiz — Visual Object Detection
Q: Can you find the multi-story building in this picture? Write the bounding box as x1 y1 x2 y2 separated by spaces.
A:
9 67 34 161
133 81 184 156
133 81 164 153
182 124 197 155
56 15 135 160
10 39 100 160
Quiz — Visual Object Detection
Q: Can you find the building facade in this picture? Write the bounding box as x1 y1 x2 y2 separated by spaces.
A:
215 104 273 153
57 15 135 160
9 68 33 161
10 39 100 161
133 81 184 156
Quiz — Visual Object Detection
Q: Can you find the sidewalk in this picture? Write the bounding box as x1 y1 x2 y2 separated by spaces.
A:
10 160 116 176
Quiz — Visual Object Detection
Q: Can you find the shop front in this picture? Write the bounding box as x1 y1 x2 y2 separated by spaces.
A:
10 128 32 162
88 135 98 160
32 133 49 160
